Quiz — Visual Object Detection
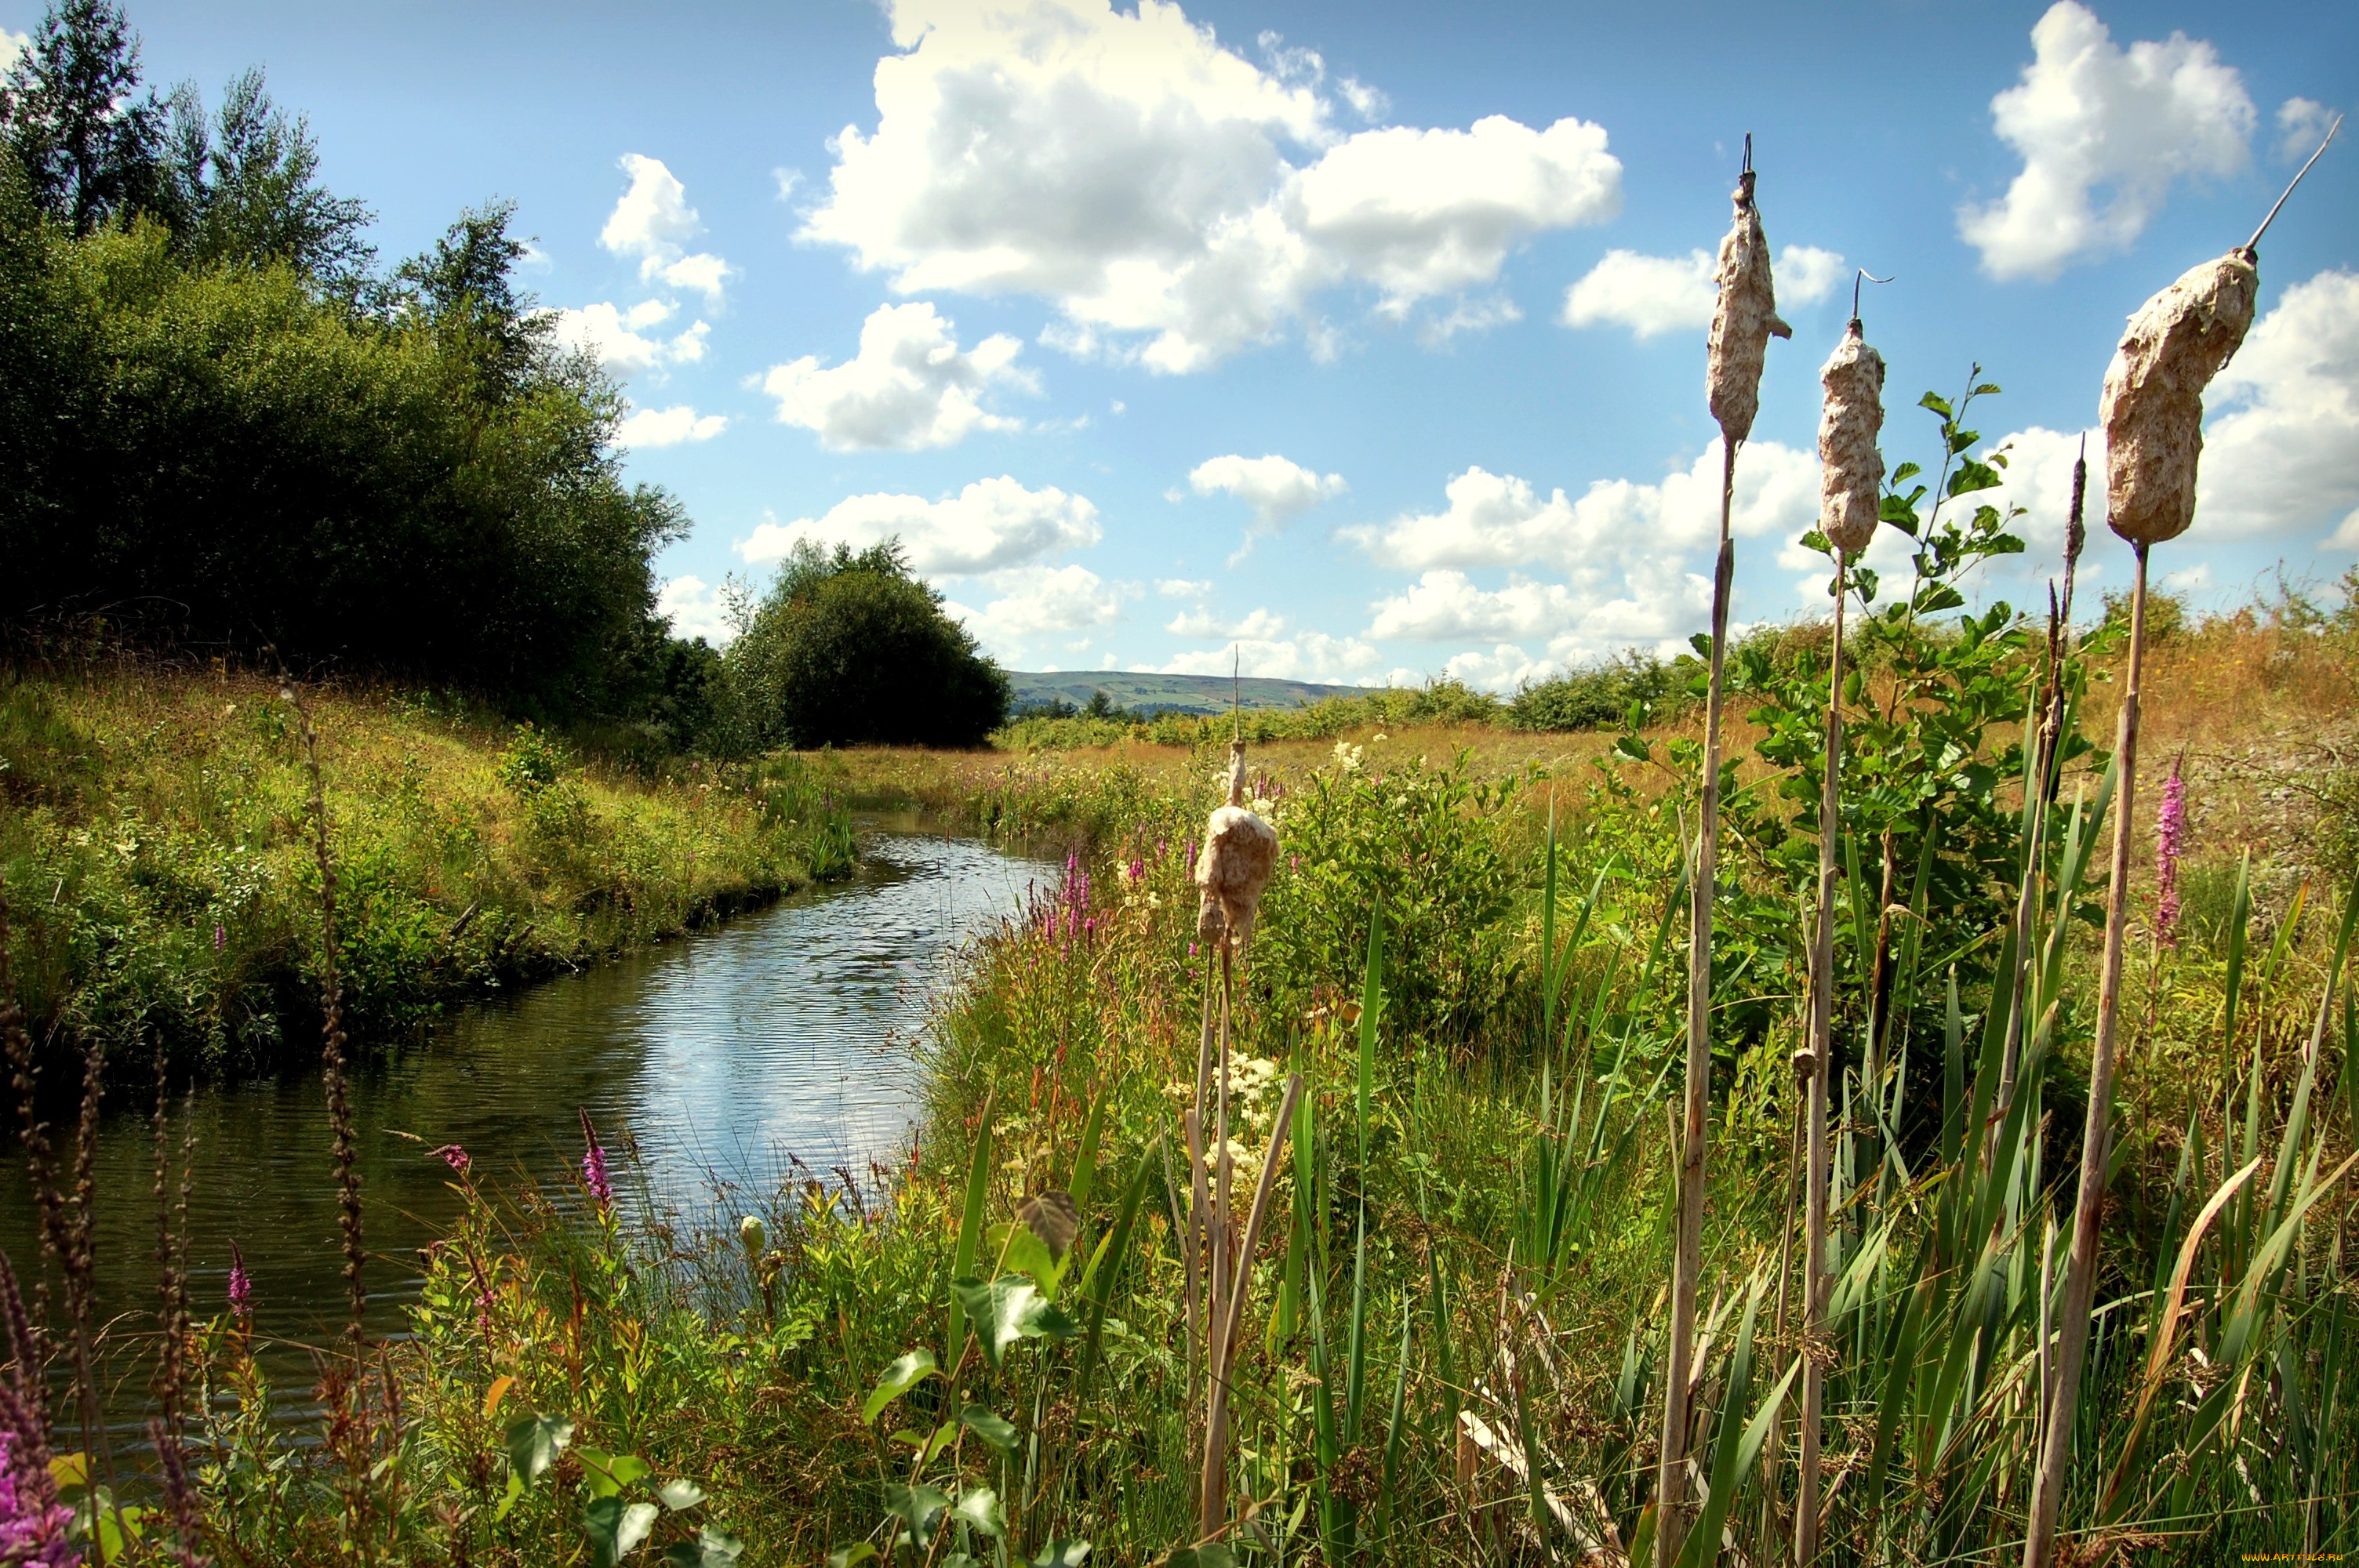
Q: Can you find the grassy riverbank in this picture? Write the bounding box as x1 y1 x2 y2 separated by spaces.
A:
109 591 2359 1566
0 660 856 1080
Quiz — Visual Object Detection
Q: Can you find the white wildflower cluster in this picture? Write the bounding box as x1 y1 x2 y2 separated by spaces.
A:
1332 739 1365 773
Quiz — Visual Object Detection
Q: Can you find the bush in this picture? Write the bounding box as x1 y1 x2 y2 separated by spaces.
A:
724 540 1009 750
1508 650 1689 731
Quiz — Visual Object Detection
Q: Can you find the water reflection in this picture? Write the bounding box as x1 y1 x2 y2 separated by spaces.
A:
0 830 1052 1426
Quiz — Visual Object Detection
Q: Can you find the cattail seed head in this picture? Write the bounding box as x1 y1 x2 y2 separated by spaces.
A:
1816 318 1886 555
2099 249 2259 546
1707 169 1792 447
1194 740 1278 952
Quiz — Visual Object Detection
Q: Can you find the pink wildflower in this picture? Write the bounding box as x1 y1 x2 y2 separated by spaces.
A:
2155 755 2187 948
580 1109 612 1209
0 1428 78 1566
227 1240 251 1323
433 1144 471 1174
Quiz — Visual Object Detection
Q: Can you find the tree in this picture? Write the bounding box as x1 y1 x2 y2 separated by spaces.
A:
162 67 373 287
729 541 1009 749
1 0 169 234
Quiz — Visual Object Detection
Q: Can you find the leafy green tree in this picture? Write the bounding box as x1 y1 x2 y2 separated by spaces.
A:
1 0 169 234
162 67 373 286
729 541 1009 749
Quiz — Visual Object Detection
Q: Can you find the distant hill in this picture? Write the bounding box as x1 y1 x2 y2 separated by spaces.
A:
1007 670 1367 716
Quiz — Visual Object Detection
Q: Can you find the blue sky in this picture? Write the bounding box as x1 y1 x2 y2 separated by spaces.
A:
14 0 2355 684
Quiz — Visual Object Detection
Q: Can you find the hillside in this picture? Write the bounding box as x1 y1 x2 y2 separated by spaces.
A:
1007 670 1365 714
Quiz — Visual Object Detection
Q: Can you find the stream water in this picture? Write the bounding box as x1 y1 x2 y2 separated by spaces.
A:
0 829 1056 1439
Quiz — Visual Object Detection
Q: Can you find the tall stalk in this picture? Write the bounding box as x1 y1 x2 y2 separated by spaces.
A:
2024 543 2146 1560
1659 141 1788 1561
1797 555 1845 1563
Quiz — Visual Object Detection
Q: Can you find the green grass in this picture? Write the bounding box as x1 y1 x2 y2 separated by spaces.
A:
0 659 854 1080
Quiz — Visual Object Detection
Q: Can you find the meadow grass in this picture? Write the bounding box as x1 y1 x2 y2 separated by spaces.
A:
0 657 855 1080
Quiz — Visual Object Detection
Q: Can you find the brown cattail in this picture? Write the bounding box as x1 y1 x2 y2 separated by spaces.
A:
2099 249 2259 546
1816 318 1886 554
1194 742 1277 953
1707 162 1792 447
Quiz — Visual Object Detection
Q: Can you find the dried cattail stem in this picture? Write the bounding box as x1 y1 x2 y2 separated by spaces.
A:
1662 148 1789 1566
1816 321 1886 555
2023 544 2150 1568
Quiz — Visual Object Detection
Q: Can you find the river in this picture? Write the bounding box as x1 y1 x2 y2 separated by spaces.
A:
0 829 1055 1437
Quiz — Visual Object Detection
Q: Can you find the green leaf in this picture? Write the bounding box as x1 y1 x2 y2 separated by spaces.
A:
580 1449 651 1500
1853 566 1879 604
953 1486 1007 1539
951 1276 1078 1370
656 1477 707 1511
959 1406 1020 1453
583 1496 660 1567
505 1411 575 1490
1169 1547 1237 1568
1974 381 2001 396
668 1528 747 1567
885 1483 951 1549
1613 735 1652 764
861 1348 939 1424
823 1547 877 1568
1890 460 1921 484
1032 1541 1092 1568
999 1222 1063 1300
1918 390 1953 416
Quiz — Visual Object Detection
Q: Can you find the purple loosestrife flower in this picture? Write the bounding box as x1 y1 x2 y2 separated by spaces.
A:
434 1144 471 1174
0 1428 78 1567
2156 755 2187 948
213 924 225 951
580 1109 612 1209
227 1240 252 1324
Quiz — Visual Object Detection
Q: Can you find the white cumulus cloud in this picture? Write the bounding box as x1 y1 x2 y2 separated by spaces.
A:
1188 453 1347 556
601 153 732 305
550 299 710 376
1958 2 2254 281
1352 443 1820 664
618 405 728 447
737 476 1101 577
657 576 740 644
947 565 1136 659
761 303 1031 450
2276 98 2339 163
1161 632 1379 682
1562 243 1845 339
1166 605 1289 640
2199 268 2359 546
801 0 1621 372
0 28 28 71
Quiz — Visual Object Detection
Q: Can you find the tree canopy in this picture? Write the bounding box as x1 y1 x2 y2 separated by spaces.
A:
726 543 1010 749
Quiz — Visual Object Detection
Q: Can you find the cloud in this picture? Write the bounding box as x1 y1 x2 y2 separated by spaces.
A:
738 476 1102 577
1420 293 1522 346
802 0 1620 372
2198 269 2359 545
1157 577 1212 598
761 303 1031 451
1351 443 1819 663
0 28 28 71
1445 644 1552 692
1348 441 1817 572
1968 270 2359 561
2277 98 2339 163
657 576 738 644
619 405 728 447
601 153 732 305
1166 605 1288 639
947 564 1135 656
1562 243 1844 339
1160 631 1380 682
1958 2 2254 281
550 299 710 376
1188 453 1347 545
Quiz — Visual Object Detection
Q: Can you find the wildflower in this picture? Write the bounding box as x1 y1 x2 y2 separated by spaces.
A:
739 1214 767 1257
433 1144 471 1174
2156 756 2187 948
227 1241 251 1323
213 924 225 951
0 1428 76 1567
580 1109 612 1209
